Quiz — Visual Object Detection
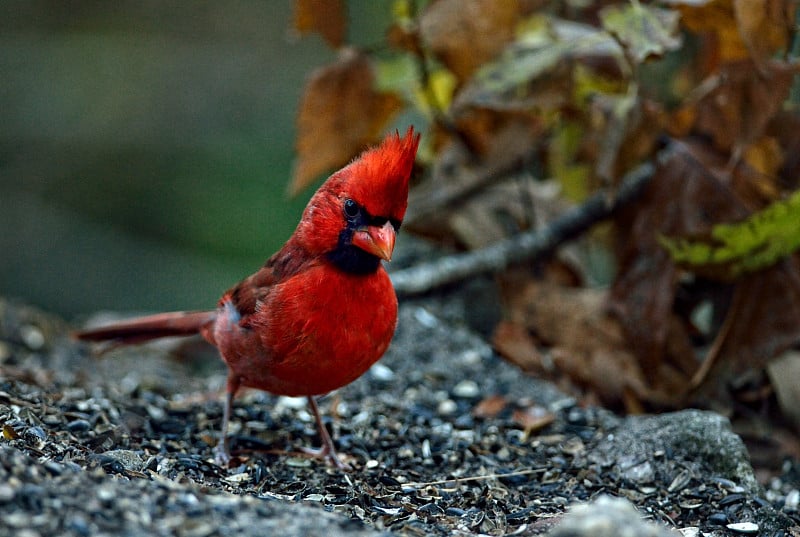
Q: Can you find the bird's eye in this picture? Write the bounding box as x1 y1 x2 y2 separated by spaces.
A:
343 198 360 219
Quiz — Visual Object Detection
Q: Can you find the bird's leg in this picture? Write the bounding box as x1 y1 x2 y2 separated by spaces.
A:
213 375 240 466
304 396 352 470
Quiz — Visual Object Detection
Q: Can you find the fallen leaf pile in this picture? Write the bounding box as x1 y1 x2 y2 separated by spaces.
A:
286 1 800 430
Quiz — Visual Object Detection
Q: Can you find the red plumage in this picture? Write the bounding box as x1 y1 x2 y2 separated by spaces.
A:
75 127 421 468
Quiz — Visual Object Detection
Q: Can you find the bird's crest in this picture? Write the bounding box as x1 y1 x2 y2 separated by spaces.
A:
330 127 420 223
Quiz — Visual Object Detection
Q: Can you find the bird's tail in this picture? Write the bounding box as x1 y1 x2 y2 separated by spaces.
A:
74 310 216 345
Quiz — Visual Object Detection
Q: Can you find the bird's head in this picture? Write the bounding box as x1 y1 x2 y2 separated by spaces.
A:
295 127 420 274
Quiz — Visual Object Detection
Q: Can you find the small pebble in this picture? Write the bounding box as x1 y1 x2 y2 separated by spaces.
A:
43 461 64 476
67 515 91 536
678 528 699 537
437 399 457 416
20 324 45 349
625 462 661 487
96 485 115 503
369 362 395 382
0 484 16 502
785 489 799 511
397 447 414 459
102 449 145 472
421 439 432 458
4 512 29 528
145 404 166 421
413 307 438 328
179 493 200 507
458 349 483 365
452 380 479 398
276 396 307 409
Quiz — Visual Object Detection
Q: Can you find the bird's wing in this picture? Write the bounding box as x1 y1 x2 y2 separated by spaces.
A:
223 241 317 326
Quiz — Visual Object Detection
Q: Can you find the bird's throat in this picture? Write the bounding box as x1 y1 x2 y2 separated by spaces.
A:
326 243 382 275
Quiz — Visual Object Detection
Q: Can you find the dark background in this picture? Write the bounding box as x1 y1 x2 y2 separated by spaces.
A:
1 1 393 317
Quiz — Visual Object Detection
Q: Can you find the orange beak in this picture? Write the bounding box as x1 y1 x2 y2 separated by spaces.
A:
351 220 396 262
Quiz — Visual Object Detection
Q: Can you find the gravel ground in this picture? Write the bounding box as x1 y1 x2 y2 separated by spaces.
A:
1 294 799 537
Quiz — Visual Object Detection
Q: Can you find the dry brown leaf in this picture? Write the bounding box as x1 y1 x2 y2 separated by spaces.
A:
293 0 346 48
611 137 799 394
472 394 509 418
733 0 795 65
447 177 567 250
550 346 649 411
710 259 800 383
692 59 797 154
610 140 753 379
3 423 19 440
495 280 694 409
419 0 522 83
768 112 800 190
673 0 750 63
404 108 545 240
741 136 783 200
608 247 678 381
453 107 545 158
291 48 403 195
452 16 622 117
512 405 555 434
585 93 667 183
493 320 549 375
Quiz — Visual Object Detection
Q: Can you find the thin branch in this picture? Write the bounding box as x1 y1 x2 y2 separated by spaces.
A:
392 155 662 297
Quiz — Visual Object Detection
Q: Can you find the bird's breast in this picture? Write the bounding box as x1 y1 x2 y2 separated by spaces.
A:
229 265 398 396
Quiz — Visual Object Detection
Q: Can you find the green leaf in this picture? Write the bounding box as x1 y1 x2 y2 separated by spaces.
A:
660 189 800 279
454 16 621 109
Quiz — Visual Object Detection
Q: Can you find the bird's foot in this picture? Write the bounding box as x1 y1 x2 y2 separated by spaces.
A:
303 396 352 470
213 440 232 467
299 445 353 471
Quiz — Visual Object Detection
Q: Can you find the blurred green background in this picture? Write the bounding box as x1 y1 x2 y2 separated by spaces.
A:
0 1 393 317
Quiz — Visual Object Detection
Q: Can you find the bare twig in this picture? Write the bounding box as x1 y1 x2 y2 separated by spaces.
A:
392 157 659 297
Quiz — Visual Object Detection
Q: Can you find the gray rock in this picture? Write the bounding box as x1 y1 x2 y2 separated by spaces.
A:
593 410 760 496
547 495 678 537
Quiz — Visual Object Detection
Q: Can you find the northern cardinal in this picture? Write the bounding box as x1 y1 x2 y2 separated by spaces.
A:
75 127 420 469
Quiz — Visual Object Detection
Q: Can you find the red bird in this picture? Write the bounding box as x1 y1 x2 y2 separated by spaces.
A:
75 127 420 469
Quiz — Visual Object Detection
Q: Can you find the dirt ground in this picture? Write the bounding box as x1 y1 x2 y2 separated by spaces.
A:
0 296 798 536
